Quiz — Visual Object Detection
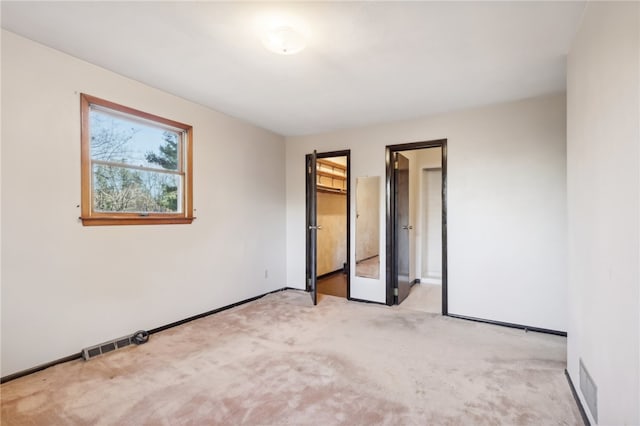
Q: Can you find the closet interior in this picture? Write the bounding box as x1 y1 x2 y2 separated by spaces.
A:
316 156 348 298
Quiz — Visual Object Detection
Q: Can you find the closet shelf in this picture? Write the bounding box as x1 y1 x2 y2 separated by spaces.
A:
317 184 347 194
317 158 346 171
317 169 346 180
316 158 347 193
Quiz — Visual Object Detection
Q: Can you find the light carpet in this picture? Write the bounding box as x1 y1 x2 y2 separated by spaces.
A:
1 290 582 425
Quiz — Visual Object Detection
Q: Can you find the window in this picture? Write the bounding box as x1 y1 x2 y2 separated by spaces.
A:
80 94 193 226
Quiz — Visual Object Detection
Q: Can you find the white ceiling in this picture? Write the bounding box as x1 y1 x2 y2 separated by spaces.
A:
1 1 585 136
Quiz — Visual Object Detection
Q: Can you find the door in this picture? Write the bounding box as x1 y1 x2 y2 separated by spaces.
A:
305 151 318 305
386 140 447 310
394 152 411 304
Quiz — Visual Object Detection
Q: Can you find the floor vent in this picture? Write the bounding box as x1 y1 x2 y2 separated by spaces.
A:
82 334 134 361
579 358 598 423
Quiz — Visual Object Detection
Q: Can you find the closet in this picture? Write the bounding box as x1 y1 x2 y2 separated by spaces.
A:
316 156 348 297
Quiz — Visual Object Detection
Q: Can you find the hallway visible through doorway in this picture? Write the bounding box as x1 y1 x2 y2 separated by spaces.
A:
386 141 446 313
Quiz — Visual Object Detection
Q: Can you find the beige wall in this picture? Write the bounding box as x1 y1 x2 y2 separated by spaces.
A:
566 2 640 424
317 191 347 275
421 168 442 281
418 147 442 169
417 147 443 282
1 31 287 376
286 94 567 332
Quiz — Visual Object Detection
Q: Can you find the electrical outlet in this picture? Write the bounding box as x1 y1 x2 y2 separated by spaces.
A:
264 269 269 279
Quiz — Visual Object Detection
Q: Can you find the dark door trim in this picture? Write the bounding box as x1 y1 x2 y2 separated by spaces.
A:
305 149 351 299
306 151 318 305
385 139 447 314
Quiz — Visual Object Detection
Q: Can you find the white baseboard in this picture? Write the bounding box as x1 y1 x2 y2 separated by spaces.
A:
420 277 442 285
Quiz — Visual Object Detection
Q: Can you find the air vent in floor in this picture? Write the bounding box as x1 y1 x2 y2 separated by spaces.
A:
82 331 146 361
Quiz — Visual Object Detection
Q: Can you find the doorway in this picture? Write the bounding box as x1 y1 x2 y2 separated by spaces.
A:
385 140 447 314
305 150 351 305
422 168 443 285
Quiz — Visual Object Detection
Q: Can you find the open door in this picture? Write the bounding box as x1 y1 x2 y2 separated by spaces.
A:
306 150 351 304
394 152 411 304
387 140 447 310
305 150 318 305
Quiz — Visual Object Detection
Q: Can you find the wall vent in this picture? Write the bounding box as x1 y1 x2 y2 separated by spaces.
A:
579 358 598 423
82 334 134 361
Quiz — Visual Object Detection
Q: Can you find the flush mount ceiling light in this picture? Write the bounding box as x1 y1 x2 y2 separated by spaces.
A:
263 26 306 55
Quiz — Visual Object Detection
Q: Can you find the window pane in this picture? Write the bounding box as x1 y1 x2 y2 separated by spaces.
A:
92 164 182 213
90 109 179 171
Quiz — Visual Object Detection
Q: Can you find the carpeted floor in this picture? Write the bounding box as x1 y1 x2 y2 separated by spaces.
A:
1 290 582 425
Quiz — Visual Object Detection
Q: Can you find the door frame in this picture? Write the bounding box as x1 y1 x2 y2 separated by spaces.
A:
385 140 448 313
305 149 352 299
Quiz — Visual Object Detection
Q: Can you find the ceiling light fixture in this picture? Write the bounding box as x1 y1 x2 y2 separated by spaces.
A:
263 26 306 55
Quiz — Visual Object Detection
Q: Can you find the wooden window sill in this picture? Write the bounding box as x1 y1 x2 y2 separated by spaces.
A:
80 216 195 226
